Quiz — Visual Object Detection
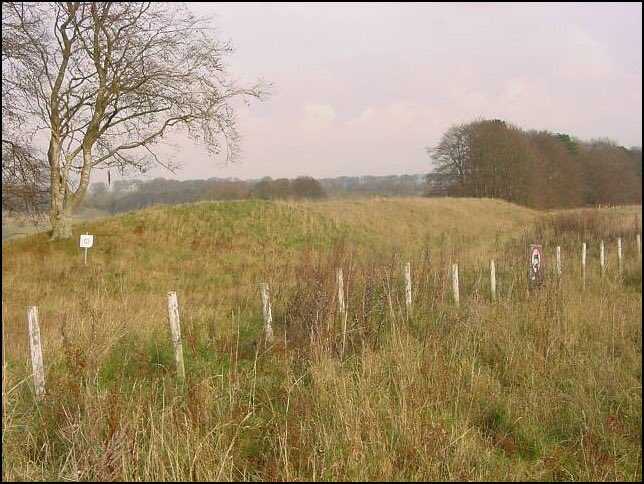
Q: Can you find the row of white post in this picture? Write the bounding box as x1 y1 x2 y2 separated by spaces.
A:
23 261 485 397
24 292 192 399
23 234 642 399
451 260 496 308
572 236 640 289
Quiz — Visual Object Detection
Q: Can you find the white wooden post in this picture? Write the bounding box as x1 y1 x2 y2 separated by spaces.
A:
489 259 496 302
617 237 623 276
166 292 185 381
404 262 412 310
451 263 460 308
556 246 562 277
336 268 347 357
336 268 346 315
600 240 605 277
637 234 641 262
83 232 88 266
581 242 587 290
260 283 274 343
26 306 45 399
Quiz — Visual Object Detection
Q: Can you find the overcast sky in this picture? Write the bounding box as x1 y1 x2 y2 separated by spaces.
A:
136 2 642 182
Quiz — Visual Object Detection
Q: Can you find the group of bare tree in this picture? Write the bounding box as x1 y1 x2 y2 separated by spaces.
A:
249 176 327 200
2 2 267 238
83 176 327 213
429 119 642 209
83 173 438 214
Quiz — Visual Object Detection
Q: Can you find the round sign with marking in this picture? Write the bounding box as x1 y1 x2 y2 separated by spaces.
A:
529 243 542 281
79 234 94 248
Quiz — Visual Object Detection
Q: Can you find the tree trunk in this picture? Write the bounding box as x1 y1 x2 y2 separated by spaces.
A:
50 202 72 239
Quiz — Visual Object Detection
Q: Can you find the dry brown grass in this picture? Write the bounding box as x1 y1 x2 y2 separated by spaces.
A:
1 197 641 481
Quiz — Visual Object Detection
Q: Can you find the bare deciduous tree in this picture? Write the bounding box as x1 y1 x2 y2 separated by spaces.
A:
2 2 49 216
427 122 473 194
2 2 268 238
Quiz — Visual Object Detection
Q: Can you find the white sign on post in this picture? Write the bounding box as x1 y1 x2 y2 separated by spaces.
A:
79 234 94 248
79 233 93 266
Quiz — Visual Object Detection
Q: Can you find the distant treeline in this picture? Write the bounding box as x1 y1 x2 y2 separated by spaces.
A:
23 118 643 216
81 174 429 214
429 119 642 208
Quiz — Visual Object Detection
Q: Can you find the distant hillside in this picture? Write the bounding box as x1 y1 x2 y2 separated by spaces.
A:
78 173 437 214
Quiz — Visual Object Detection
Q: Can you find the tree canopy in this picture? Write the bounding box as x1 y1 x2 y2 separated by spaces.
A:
2 2 268 237
429 119 642 209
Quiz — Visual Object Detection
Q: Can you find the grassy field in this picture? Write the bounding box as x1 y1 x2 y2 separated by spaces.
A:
2 197 642 481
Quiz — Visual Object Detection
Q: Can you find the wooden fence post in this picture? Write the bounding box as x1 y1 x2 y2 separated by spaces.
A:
166 292 186 381
404 262 412 310
336 268 347 357
617 237 623 276
260 283 274 343
26 306 45 399
637 234 641 262
83 232 88 266
600 240 605 277
451 263 460 308
556 246 562 277
336 268 346 315
581 242 587 290
490 259 496 302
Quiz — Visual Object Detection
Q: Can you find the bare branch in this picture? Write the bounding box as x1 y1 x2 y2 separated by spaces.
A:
2 1 269 237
